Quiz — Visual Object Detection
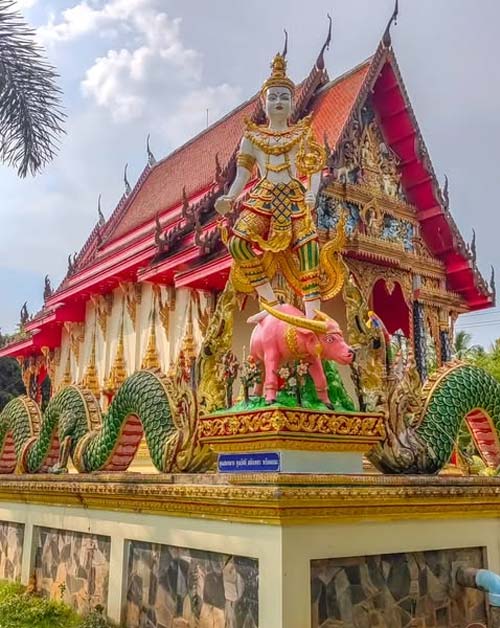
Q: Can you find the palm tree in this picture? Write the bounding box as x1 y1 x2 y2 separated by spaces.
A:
0 1 64 176
453 330 481 360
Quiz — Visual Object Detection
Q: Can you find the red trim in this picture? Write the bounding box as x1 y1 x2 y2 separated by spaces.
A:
372 58 492 310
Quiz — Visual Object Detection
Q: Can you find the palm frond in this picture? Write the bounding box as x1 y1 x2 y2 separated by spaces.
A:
0 0 65 176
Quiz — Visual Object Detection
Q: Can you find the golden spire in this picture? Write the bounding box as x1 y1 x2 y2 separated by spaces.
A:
104 317 127 395
180 297 197 365
142 308 160 370
261 53 295 95
81 332 101 400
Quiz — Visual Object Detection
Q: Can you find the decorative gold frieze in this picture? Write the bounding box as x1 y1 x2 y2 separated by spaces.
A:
346 258 413 306
1 474 500 525
198 407 385 453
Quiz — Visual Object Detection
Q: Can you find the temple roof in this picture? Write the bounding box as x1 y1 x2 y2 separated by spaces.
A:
109 62 370 245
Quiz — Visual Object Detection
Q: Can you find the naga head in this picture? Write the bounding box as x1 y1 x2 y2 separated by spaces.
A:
261 302 355 365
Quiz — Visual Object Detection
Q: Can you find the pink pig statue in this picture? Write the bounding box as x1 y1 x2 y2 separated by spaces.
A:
248 303 354 406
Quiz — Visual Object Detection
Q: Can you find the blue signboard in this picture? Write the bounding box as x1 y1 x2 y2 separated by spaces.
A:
218 452 280 473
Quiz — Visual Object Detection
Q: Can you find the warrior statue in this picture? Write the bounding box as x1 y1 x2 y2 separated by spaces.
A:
215 52 324 320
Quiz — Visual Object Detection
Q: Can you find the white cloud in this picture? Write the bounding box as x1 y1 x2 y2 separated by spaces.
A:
16 0 38 9
40 0 204 122
163 84 242 147
81 12 201 121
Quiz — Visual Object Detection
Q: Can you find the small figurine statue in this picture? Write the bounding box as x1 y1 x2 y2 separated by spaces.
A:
215 52 325 320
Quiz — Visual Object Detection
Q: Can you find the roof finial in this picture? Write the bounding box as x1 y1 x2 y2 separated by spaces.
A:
491 266 496 297
282 29 288 58
471 229 477 264
442 174 449 211
43 275 53 301
146 133 156 166
97 194 105 226
123 163 131 196
382 0 399 48
316 13 333 70
20 302 29 328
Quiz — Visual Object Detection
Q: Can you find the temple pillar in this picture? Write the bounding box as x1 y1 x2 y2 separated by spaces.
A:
413 300 427 381
440 328 453 364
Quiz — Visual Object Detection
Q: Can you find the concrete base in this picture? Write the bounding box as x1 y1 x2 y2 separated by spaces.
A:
0 473 498 627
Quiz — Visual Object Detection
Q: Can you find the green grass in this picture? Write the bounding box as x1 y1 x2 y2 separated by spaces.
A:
0 581 116 628
221 360 356 414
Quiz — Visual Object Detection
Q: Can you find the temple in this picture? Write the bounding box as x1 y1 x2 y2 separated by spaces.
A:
0 12 499 628
1 23 493 411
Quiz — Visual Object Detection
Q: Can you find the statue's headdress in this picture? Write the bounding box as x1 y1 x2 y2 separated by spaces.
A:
261 53 295 96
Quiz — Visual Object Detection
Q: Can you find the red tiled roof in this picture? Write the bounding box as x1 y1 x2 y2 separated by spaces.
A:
105 61 371 244
108 97 258 242
312 61 371 143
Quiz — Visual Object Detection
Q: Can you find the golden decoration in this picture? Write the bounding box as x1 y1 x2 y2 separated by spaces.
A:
243 116 309 156
141 310 160 370
343 274 386 412
295 124 326 184
196 281 236 415
103 317 127 396
261 51 295 95
4 473 500 525
80 333 101 401
260 300 328 334
319 214 347 301
285 326 308 359
91 294 113 337
236 152 256 172
347 258 413 307
198 407 386 454
64 322 84 363
119 282 142 327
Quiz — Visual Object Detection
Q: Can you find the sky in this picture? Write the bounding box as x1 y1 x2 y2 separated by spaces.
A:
0 0 499 348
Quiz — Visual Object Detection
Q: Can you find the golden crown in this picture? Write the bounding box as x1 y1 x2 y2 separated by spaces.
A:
261 53 295 95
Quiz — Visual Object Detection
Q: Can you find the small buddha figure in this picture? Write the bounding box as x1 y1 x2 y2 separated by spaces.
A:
215 52 323 319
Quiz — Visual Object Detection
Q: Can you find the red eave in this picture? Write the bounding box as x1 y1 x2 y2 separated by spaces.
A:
174 255 231 290
0 338 34 359
371 54 493 311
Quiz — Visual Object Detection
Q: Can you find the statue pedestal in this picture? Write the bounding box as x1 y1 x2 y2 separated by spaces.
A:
198 407 385 474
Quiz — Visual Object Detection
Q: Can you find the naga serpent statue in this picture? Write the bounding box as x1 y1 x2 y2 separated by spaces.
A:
0 278 499 475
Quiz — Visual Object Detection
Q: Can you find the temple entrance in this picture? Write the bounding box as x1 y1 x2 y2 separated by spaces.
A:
371 279 410 338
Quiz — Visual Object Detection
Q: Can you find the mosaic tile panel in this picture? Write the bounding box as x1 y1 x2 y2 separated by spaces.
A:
311 547 488 628
0 521 24 581
33 526 110 614
125 540 258 628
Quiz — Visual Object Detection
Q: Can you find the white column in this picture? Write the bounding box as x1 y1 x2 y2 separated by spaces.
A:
20 521 36 585
106 534 127 623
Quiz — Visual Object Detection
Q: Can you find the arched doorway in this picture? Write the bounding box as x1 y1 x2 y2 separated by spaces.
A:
371 279 410 338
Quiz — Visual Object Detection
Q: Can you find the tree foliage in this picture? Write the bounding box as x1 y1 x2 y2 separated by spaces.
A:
0 0 65 176
474 339 500 382
0 356 24 410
